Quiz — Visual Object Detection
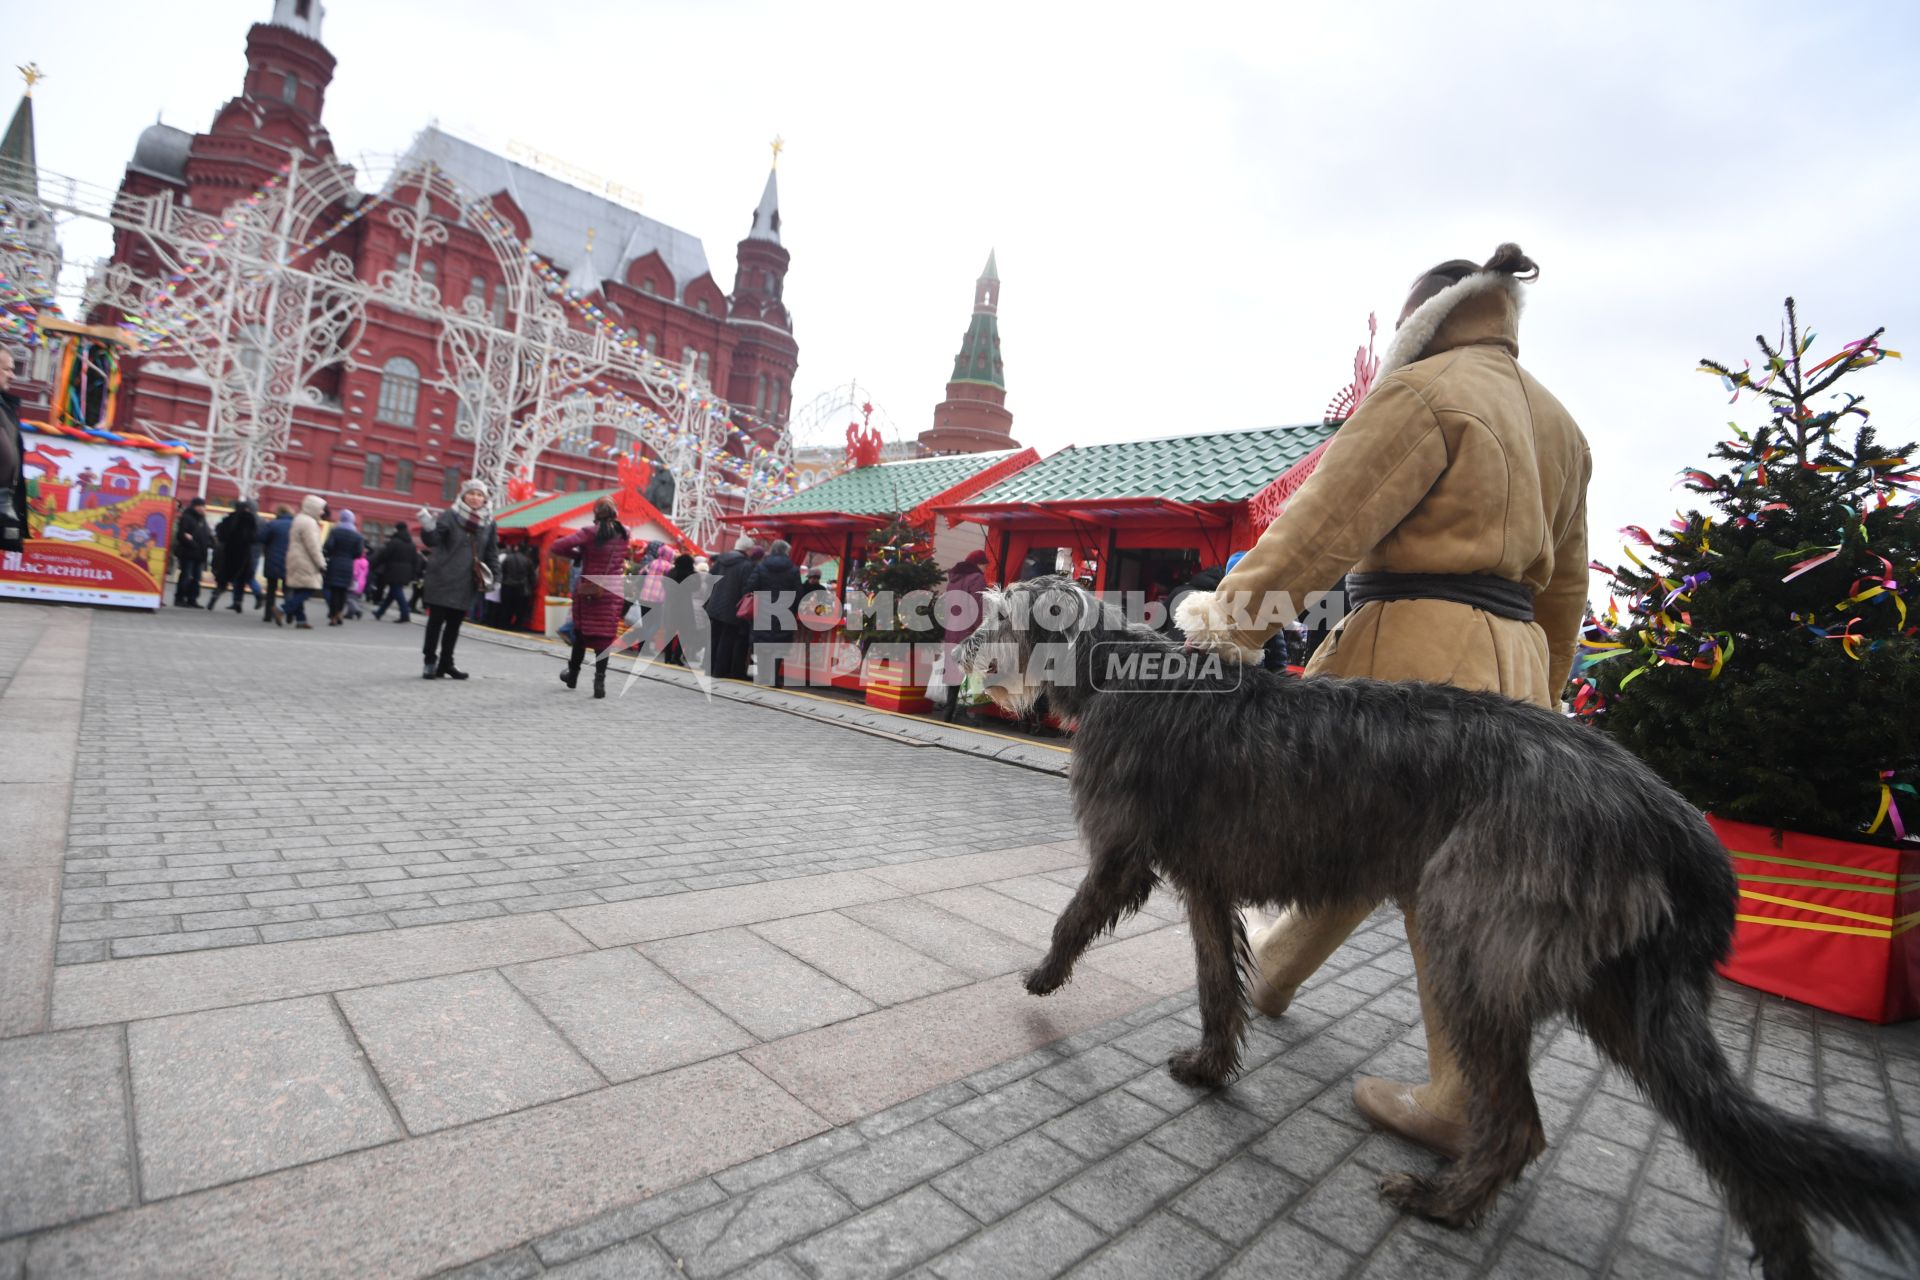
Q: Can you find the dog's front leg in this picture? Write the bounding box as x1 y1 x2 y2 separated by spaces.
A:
1025 855 1155 996
1168 893 1248 1087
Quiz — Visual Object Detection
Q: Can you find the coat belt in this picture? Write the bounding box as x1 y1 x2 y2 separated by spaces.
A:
1345 571 1535 622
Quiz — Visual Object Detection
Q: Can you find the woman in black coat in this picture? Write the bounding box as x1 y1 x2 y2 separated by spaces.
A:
320 509 365 626
372 524 425 624
206 501 258 613
744 539 804 688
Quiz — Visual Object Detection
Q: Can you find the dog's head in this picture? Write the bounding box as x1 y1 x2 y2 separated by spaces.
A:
955 576 1135 717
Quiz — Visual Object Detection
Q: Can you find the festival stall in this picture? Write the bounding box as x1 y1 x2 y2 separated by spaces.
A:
729 444 1040 701
934 423 1338 594
0 321 195 610
492 456 698 634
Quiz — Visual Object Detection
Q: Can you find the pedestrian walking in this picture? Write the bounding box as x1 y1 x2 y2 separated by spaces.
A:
939 549 990 720
172 496 213 606
321 510 364 625
348 546 370 619
498 543 536 631
416 479 499 680
206 501 258 612
282 495 327 629
0 347 26 554
371 523 423 623
662 552 697 666
550 498 629 699
745 538 803 689
258 504 293 624
703 535 758 680
1176 243 1590 1158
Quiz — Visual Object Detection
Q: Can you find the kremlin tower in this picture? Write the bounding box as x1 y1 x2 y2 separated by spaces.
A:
920 252 1017 454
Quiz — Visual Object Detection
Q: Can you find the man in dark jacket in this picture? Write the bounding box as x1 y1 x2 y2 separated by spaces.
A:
0 348 27 553
498 544 536 631
206 501 258 612
256 505 293 624
703 535 759 680
745 539 804 688
371 524 425 623
172 496 214 606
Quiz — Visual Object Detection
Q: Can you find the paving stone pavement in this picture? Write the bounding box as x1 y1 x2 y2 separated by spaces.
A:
1 602 1916 1279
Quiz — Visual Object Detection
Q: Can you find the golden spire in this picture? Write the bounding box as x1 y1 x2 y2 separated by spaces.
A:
18 63 44 97
770 135 785 170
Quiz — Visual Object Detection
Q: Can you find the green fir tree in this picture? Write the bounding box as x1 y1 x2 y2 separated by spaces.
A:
1578 299 1918 844
848 516 947 648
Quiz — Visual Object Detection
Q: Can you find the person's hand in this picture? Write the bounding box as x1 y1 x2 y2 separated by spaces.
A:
416 506 435 527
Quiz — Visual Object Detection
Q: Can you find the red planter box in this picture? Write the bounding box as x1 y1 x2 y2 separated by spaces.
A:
1709 814 1919 1024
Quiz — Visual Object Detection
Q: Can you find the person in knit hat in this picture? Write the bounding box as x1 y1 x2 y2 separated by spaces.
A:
702 533 760 680
416 479 499 679
321 509 364 625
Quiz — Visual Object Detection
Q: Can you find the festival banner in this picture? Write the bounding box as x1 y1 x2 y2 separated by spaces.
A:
0 426 182 609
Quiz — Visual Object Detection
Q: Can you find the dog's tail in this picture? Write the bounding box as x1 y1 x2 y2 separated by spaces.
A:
1600 966 1920 1276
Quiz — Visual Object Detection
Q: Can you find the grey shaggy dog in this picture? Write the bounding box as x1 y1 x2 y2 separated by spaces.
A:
957 577 1920 1280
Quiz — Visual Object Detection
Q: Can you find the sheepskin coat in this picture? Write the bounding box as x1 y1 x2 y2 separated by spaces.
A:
1179 271 1590 708
285 495 328 591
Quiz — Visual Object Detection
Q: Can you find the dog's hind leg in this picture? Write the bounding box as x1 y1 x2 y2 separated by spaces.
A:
1024 851 1155 997
1167 892 1250 1088
1378 1016 1546 1228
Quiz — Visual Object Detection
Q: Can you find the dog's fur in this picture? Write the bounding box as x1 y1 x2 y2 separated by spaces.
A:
958 578 1920 1280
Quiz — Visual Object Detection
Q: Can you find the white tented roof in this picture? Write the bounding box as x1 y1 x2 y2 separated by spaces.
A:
400 127 712 302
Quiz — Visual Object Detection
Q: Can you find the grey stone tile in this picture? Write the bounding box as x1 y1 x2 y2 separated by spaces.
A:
943 1077 1078 1147
1576 1091 1661 1148
1251 1107 1369 1182
544 1237 682 1279
751 911 972 1006
1287 1158 1403 1255
819 1119 976 1208
128 995 400 1198
1069 1211 1230 1279
337 970 602 1134
641 926 875 1040
928 1196 1103 1279
714 1129 869 1195
856 1081 977 1140
790 1185 978 1280
1622 1185 1722 1268
1357 1230 1478 1279
1215 1217 1358 1279
504 947 753 1082
1514 1176 1626 1265
532 1178 729 1264
1053 1142 1200 1233
1041 1086 1171 1160
1484 1238 1594 1280
1222 1060 1324 1122
0 1026 134 1234
109 926 261 958
842 896 1044 981
932 1130 1087 1222
1145 1096 1271 1167
1030 1045 1146 1104
655 1172 857 1279
437 1246 544 1280
1167 1153 1304 1245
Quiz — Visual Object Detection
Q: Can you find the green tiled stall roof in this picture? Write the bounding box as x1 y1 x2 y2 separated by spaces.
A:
763 451 1019 518
969 424 1336 506
494 488 617 530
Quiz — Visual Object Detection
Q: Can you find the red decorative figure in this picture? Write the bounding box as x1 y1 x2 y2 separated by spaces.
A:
1324 312 1381 424
845 403 884 469
614 453 654 522
506 472 535 503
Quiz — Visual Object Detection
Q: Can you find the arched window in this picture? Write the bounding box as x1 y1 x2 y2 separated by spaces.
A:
376 356 421 425
763 271 776 292
467 275 486 311
640 278 656 295
696 351 711 380
643 332 658 355
419 259 438 288
757 374 768 412
281 73 299 104
696 299 710 316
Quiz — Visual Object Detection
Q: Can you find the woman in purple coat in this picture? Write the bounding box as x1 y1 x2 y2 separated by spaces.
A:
551 498 629 699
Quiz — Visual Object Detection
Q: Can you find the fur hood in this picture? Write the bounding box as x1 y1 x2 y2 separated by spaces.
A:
1374 271 1525 388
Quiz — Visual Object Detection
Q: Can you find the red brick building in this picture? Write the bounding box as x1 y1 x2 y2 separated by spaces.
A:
104 0 799 530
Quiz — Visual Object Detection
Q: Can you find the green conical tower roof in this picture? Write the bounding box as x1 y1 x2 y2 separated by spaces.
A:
949 250 1004 390
0 89 38 202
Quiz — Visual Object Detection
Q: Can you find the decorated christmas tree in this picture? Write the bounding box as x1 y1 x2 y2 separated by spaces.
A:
1577 300 1917 844
848 516 947 648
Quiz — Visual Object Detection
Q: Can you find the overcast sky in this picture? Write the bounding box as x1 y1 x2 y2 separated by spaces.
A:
12 0 1919 592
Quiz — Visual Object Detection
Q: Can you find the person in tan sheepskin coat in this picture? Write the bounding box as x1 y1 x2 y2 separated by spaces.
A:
1176 243 1591 1158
